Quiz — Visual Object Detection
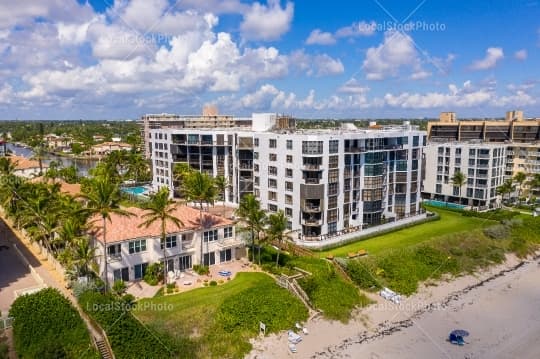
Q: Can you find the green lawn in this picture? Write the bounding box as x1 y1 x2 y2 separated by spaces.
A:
133 272 308 358
320 208 496 257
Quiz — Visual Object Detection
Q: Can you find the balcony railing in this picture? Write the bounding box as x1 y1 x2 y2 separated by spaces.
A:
302 218 322 225
302 204 321 213
302 163 322 170
304 178 320 184
107 253 122 262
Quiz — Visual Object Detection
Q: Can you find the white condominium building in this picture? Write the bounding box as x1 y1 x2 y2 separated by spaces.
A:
423 141 507 209
146 112 427 243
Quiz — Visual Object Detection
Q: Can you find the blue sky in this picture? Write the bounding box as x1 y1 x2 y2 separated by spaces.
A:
0 0 539 120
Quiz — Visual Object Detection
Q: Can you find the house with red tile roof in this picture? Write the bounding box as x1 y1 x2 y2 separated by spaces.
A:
90 205 243 283
10 155 48 178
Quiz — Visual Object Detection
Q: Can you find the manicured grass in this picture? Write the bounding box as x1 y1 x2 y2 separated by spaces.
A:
320 207 496 257
133 272 308 359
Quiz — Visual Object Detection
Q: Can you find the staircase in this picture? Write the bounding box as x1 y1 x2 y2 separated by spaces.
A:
95 339 113 359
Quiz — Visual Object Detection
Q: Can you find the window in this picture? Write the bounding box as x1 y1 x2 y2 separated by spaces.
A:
328 222 337 234
268 166 277 176
224 227 233 238
328 182 338 195
254 152 259 159
161 235 177 249
435 184 442 194
128 239 147 254
285 207 293 217
254 164 259 172
203 229 218 242
327 209 338 222
269 153 277 161
254 138 259 147
413 136 419 146
453 186 460 196
469 148 476 156
328 196 337 208
329 139 339 153
328 169 339 183
254 176 260 186
269 139 277 148
329 155 339 168
220 249 232 262
285 194 293 205
286 168 293 178
268 191 277 201
286 140 293 150
268 178 277 188
302 141 323 154
203 252 216 266
285 181 293 191
107 244 121 258
268 204 278 212
286 155 293 163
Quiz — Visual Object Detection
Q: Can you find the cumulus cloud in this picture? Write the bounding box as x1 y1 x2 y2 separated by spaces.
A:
335 21 377 38
289 50 344 77
305 29 336 45
362 30 428 80
338 78 370 94
469 47 504 70
514 49 527 60
240 0 294 41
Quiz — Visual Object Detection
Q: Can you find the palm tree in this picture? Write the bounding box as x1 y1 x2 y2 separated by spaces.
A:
450 170 467 205
172 163 193 198
182 171 217 267
70 237 97 278
214 175 228 217
266 210 288 266
513 172 527 202
497 179 515 202
0 156 16 176
79 176 132 290
236 194 266 263
139 187 183 285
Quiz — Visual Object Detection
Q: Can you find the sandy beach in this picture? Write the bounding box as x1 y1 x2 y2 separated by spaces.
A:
247 254 540 359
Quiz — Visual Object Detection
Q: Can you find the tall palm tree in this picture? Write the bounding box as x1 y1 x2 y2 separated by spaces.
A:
266 210 288 266
182 171 217 267
513 171 527 202
79 176 132 290
139 187 183 285
172 163 193 198
214 175 228 216
450 170 467 205
236 194 266 262
70 237 97 278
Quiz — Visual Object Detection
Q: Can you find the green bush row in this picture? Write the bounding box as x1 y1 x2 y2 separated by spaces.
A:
9 288 97 359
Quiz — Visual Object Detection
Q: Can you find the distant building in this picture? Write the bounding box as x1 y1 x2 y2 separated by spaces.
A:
92 135 106 143
90 206 243 283
43 133 75 152
423 141 507 209
10 155 48 178
86 142 132 157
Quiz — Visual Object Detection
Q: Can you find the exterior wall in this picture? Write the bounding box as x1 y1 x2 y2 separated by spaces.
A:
506 143 540 196
423 142 506 208
94 225 241 283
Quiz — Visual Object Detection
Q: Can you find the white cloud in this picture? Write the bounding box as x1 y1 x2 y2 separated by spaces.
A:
514 49 527 60
305 29 335 45
240 0 294 41
336 21 376 38
178 0 250 14
338 78 370 94
289 50 344 77
362 30 427 80
410 70 431 80
469 47 504 70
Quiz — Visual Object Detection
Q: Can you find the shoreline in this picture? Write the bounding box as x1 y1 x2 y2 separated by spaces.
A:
247 253 540 358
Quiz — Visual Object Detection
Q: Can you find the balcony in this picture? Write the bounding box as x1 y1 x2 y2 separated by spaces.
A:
304 178 320 184
345 146 366 153
239 160 253 169
107 253 122 262
302 204 321 213
181 241 195 251
302 163 322 170
302 217 322 225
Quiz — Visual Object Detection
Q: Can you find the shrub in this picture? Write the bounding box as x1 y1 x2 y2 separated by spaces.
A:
9 288 97 358
193 265 210 275
113 280 127 296
218 279 224 284
144 263 163 286
209 280 218 286
483 224 510 240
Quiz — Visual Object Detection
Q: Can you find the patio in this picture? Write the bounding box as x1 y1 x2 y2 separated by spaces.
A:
126 260 259 299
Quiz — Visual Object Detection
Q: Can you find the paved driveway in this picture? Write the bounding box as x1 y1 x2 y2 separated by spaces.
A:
0 220 40 315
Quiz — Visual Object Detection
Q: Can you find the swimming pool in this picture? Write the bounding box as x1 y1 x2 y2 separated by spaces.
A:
423 200 466 210
121 186 147 196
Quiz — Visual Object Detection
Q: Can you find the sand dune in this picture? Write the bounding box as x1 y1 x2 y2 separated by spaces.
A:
247 254 540 359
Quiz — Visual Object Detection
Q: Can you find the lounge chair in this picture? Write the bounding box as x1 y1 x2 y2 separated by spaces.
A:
287 330 302 344
288 343 297 353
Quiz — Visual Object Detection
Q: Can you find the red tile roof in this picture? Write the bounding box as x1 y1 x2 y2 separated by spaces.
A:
90 205 233 244
11 155 48 170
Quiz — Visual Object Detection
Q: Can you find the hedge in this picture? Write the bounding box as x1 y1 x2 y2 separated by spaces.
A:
9 288 97 359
